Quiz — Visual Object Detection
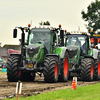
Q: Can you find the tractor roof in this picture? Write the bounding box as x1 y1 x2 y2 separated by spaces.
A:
31 26 61 33
31 28 50 32
66 31 90 36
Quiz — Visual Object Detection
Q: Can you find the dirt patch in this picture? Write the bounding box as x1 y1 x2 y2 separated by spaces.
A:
0 73 99 99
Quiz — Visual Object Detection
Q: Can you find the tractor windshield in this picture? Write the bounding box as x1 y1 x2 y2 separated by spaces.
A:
29 29 51 53
66 35 86 53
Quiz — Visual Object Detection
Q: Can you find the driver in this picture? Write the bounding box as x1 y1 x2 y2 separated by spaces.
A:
67 37 72 46
75 37 81 47
41 33 46 41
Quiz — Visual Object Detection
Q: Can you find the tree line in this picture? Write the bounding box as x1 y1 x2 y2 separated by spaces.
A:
81 0 100 35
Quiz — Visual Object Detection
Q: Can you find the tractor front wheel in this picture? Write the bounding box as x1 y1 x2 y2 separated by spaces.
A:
43 57 59 83
80 58 94 81
94 60 100 80
7 56 20 82
59 52 69 82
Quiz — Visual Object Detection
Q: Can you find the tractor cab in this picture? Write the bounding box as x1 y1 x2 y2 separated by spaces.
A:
28 28 51 55
66 34 89 56
65 31 91 72
65 32 90 60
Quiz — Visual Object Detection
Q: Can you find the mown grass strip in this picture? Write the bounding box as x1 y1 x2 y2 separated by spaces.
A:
5 82 100 100
0 71 6 73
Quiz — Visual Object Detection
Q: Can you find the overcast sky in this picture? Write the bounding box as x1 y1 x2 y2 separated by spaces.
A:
0 0 96 46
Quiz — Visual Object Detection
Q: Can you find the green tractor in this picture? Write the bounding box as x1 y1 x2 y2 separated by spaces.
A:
6 24 69 83
64 31 100 81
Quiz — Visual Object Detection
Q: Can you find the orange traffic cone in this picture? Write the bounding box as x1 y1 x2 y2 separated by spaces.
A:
71 80 76 90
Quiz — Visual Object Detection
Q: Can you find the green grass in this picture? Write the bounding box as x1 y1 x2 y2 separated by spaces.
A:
5 82 100 100
0 72 6 73
0 72 7 73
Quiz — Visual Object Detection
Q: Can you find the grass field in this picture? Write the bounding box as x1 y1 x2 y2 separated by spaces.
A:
5 82 100 100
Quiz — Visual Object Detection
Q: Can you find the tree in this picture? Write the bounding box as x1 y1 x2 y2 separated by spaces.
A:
39 21 50 25
81 0 100 34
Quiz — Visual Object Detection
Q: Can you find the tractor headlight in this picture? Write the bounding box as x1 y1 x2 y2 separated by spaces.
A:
28 63 33 68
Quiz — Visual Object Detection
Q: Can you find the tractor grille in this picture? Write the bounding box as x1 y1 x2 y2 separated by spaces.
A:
68 49 78 59
27 45 40 58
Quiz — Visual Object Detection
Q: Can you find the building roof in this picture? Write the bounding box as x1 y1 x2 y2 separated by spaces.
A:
0 47 7 57
0 44 21 57
3 44 21 50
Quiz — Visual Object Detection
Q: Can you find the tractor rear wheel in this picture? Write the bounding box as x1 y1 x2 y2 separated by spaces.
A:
59 52 69 82
94 60 100 80
7 56 20 82
21 72 35 82
80 58 94 81
43 57 59 83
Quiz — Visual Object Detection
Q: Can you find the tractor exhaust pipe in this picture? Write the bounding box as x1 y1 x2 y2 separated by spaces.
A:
60 30 64 46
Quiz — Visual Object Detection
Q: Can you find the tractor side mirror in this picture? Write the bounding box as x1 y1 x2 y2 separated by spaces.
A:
13 29 17 38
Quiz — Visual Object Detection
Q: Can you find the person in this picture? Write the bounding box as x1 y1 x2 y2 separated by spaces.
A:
81 42 86 54
67 37 73 46
75 37 81 47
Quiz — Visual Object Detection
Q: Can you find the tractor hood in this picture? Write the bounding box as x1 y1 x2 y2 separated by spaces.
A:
26 44 44 60
66 45 80 59
27 45 40 58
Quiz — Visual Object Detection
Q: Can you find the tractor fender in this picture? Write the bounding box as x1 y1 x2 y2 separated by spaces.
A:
55 47 68 59
45 54 60 60
87 48 99 59
92 48 99 59
62 48 68 58
84 55 94 59
10 53 21 57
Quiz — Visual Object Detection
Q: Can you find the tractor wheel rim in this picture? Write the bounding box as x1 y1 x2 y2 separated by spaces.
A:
64 57 68 77
55 63 57 78
98 61 100 75
91 64 93 77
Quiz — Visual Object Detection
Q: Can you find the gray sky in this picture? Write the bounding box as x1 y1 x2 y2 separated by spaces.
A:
0 0 96 46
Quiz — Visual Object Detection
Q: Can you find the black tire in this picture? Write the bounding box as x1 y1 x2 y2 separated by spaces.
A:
43 56 59 83
59 52 69 82
80 58 94 81
21 72 35 82
7 56 19 82
94 60 100 80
